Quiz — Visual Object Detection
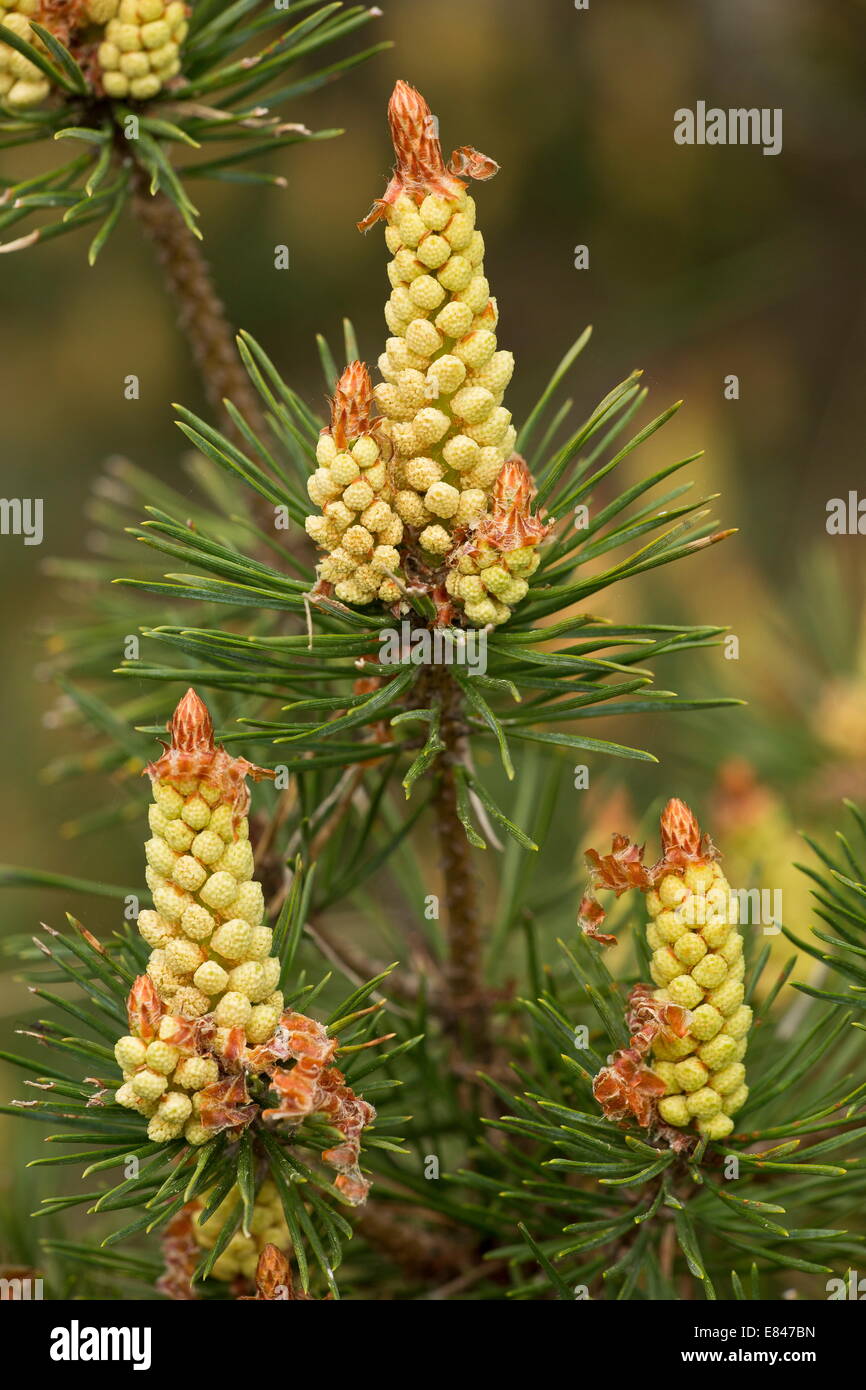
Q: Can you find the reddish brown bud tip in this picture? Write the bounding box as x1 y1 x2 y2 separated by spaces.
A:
388 80 449 185
330 361 376 449
660 798 702 859
254 1244 292 1301
492 456 536 519
168 689 215 754
127 974 165 1043
147 686 275 815
462 456 551 558
359 80 497 231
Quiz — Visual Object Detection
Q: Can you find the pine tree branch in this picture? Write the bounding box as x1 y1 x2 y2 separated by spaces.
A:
353 1202 473 1284
131 168 269 450
307 919 422 1006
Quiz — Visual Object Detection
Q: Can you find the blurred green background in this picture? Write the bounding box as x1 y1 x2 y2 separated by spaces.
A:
2 0 866 1269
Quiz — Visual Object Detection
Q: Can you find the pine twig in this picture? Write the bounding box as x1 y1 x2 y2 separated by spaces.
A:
130 169 269 448
353 1202 473 1284
429 668 491 1061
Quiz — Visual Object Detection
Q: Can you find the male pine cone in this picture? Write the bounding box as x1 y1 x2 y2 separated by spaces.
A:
110 691 376 1202
114 688 281 1144
589 799 751 1142
306 360 405 607
357 80 548 627
645 800 751 1141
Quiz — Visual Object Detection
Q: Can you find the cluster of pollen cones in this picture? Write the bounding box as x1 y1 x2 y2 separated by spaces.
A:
584 800 753 1146
304 81 551 629
0 2 188 111
113 689 377 1215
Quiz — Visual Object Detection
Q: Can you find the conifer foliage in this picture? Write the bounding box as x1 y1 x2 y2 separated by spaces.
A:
4 58 862 1304
0 1 388 256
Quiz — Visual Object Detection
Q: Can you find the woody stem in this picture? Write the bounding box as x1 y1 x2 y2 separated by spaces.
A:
130 167 269 448
430 667 491 1061
353 1203 471 1283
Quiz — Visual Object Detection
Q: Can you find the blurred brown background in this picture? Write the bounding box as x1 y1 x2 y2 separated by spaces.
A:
2 0 865 1106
